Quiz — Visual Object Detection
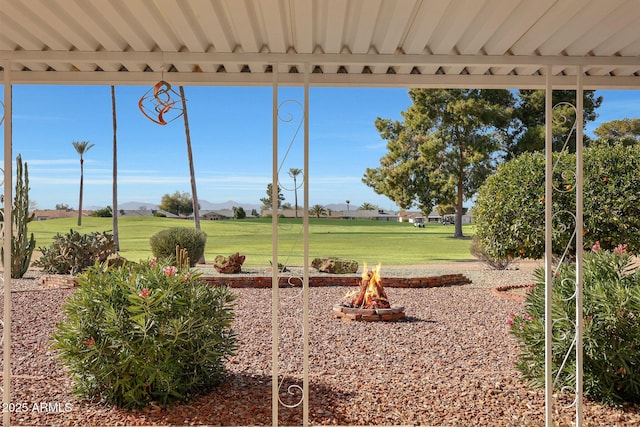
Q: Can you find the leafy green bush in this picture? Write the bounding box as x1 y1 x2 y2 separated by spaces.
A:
51 260 237 408
91 206 113 217
509 246 640 405
34 229 114 275
149 227 206 267
474 145 640 259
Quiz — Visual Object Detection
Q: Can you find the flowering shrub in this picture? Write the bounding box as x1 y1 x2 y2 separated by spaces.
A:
510 246 640 405
52 260 237 408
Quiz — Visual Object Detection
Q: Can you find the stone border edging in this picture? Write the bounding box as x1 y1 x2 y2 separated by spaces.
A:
202 273 472 288
37 273 473 290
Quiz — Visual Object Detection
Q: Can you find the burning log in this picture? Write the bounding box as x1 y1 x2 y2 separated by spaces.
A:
343 263 391 309
334 262 405 321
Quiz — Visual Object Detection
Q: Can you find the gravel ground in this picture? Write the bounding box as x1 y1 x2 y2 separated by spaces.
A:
1 264 639 426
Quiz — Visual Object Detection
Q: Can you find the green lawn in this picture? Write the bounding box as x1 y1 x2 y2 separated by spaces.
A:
28 217 475 267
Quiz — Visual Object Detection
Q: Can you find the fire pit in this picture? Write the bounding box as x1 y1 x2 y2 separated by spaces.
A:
333 263 405 321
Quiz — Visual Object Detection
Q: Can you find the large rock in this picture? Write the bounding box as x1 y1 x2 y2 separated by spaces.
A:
311 257 358 274
214 252 246 274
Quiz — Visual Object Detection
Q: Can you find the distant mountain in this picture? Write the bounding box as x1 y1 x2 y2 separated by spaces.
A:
325 203 348 211
119 201 159 210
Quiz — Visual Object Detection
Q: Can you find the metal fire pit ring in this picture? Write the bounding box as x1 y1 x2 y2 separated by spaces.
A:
333 304 406 321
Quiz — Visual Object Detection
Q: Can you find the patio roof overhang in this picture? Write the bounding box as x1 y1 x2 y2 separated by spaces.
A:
0 0 639 89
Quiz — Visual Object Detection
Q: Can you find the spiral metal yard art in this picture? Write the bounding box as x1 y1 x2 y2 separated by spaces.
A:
138 80 185 125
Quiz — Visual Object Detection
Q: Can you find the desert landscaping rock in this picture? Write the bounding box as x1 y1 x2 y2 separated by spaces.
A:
1 264 639 426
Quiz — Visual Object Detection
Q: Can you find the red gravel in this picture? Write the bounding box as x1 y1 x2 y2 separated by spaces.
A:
1 274 640 426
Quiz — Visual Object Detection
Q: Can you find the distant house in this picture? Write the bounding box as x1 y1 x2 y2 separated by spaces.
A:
195 209 258 220
198 210 232 220
398 211 426 224
260 209 303 218
427 209 442 223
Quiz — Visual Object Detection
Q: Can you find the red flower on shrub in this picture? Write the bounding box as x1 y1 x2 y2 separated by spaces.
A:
149 258 157 267
138 288 150 298
614 244 628 255
163 266 177 276
83 337 95 347
592 241 601 252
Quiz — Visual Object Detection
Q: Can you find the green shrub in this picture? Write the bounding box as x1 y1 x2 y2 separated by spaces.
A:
474 145 640 259
91 206 113 217
34 229 114 275
149 227 206 267
509 246 640 405
51 260 237 408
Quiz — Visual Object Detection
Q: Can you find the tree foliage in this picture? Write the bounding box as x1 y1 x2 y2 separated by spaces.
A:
506 89 602 159
159 191 194 216
363 88 513 237
592 118 640 147
91 206 113 217
259 183 285 210
474 144 640 259
232 206 246 219
309 204 327 218
357 202 378 211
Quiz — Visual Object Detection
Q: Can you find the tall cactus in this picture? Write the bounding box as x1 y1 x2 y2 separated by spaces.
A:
1 154 36 278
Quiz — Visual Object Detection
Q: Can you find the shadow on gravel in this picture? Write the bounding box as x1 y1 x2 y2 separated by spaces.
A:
101 371 355 426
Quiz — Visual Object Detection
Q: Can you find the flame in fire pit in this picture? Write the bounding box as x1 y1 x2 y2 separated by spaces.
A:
343 263 391 309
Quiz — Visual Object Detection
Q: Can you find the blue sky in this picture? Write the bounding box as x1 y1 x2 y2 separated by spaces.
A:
2 85 640 210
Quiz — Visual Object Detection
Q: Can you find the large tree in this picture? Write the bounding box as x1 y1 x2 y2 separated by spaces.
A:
592 118 640 147
160 191 193 216
506 89 602 159
72 140 95 226
363 89 513 238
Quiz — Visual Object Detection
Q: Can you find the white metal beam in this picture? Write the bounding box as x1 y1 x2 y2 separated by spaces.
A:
2 60 12 427
1 69 638 89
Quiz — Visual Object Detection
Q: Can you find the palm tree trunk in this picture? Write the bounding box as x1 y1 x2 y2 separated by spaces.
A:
111 85 120 252
78 159 84 226
179 86 204 263
293 176 298 218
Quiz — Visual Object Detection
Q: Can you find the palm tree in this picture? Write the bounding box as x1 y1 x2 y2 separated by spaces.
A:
288 167 303 218
179 86 204 263
346 200 350 211
111 85 119 251
310 204 327 218
358 202 378 211
72 140 95 226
